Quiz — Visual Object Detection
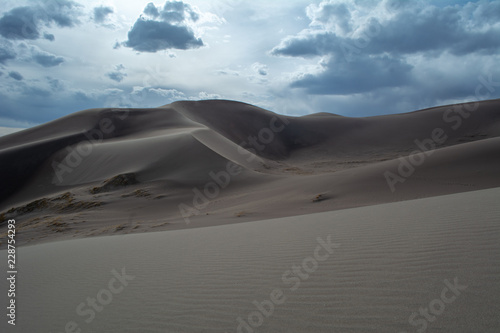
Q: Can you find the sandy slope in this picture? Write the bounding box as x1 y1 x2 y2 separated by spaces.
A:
1 187 499 332
0 99 499 247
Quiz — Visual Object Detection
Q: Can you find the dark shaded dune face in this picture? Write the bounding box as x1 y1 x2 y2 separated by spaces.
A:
0 132 89 206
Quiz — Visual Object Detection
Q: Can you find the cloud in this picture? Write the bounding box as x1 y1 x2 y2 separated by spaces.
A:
0 127 25 137
106 64 127 82
159 1 199 23
272 1 500 60
196 91 221 100
93 6 114 24
216 69 239 76
271 32 341 58
307 2 352 35
0 42 65 67
0 1 82 40
106 72 126 82
147 87 185 99
46 77 64 91
0 41 16 64
143 3 160 19
43 32 55 41
8 71 23 80
291 55 413 95
125 19 203 52
252 62 268 76
32 49 65 67
123 1 205 52
271 0 500 104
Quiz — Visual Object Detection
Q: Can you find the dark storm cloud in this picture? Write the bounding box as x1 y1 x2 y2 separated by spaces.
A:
123 1 203 52
0 0 82 40
8 71 23 80
32 50 64 67
273 4 500 59
0 6 39 40
124 19 203 52
271 0 500 98
367 6 500 56
292 55 413 95
93 6 113 24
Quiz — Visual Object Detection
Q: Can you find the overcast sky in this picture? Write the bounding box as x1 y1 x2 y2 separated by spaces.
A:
0 0 499 128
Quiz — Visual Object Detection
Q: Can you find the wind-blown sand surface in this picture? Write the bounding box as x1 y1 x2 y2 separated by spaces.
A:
0 99 499 247
1 187 499 332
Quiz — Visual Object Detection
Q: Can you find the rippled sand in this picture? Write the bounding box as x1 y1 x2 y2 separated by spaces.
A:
1 187 499 332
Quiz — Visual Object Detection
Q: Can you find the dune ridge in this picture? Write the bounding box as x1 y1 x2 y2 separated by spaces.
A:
0 98 499 246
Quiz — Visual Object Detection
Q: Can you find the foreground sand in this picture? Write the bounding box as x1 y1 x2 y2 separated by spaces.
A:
0 99 500 247
1 187 499 332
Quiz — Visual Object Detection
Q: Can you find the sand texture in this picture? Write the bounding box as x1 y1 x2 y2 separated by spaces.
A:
1 187 499 332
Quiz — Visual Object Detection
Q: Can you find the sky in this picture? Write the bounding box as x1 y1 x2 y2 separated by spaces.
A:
0 0 499 129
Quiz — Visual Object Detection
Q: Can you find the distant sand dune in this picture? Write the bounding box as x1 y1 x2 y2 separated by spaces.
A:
0 99 499 246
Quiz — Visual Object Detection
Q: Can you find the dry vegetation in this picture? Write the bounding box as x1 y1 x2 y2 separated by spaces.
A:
312 194 328 203
90 173 138 194
0 192 101 223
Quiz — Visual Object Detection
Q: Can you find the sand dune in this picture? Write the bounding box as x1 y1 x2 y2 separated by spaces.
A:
0 99 499 246
1 187 499 332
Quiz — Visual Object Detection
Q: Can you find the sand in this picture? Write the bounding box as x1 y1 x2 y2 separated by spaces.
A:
1 187 499 332
0 99 499 247
0 98 499 332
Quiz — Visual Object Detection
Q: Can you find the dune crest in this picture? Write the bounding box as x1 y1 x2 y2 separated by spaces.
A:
1 99 499 247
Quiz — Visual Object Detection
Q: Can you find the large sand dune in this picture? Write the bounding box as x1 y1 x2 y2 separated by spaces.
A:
0 99 499 246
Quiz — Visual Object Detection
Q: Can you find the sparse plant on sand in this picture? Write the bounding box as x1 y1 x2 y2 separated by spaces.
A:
312 194 327 203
